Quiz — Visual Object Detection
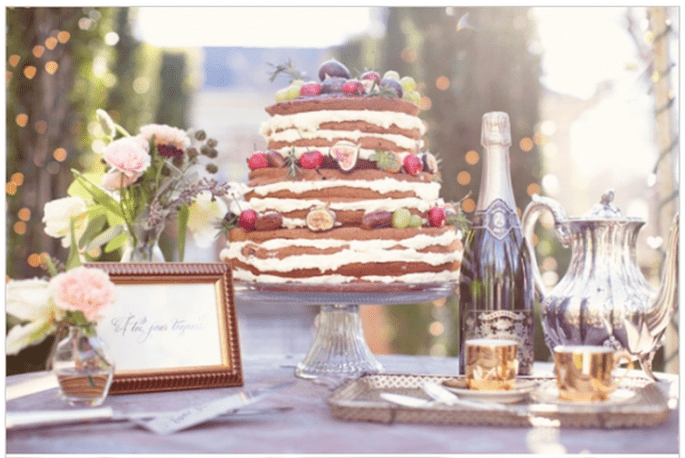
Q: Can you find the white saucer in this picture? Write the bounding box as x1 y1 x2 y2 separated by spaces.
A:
441 379 538 404
530 381 638 406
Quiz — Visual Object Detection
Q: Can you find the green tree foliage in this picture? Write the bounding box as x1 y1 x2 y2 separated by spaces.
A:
6 7 194 374
6 7 117 279
155 53 190 129
411 7 542 207
336 7 543 356
6 7 193 279
105 8 148 134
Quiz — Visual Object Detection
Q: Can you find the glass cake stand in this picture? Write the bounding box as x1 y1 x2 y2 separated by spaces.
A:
234 281 458 379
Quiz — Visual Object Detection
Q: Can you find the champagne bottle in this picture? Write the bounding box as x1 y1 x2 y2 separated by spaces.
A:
458 112 534 375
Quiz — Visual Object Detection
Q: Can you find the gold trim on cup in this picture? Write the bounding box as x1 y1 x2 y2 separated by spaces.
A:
465 338 519 391
553 345 634 402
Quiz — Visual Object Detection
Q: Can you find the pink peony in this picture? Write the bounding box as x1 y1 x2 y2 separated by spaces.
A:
103 136 151 177
101 169 141 190
139 124 191 157
48 266 116 322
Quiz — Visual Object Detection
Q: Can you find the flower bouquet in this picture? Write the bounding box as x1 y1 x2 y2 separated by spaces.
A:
44 109 231 262
7 242 117 406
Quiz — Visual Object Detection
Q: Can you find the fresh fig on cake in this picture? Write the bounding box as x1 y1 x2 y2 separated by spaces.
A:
247 152 269 170
318 59 351 81
299 150 324 169
428 206 446 228
361 210 393 230
380 78 403 98
360 71 381 93
255 212 283 231
403 154 422 176
330 141 359 172
361 70 381 85
306 207 336 232
444 203 458 220
266 150 286 168
239 209 257 230
320 76 347 95
421 152 440 174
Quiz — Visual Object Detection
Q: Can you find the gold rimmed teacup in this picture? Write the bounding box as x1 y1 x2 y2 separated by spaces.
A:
465 338 519 391
553 345 634 402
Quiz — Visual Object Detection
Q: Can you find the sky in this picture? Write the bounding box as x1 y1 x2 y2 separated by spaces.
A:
134 7 381 49
135 6 644 100
135 6 673 196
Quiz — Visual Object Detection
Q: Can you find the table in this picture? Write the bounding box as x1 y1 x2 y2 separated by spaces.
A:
5 354 679 456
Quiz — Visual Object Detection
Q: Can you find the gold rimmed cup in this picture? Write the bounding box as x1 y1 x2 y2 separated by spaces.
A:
553 345 634 402
465 338 519 391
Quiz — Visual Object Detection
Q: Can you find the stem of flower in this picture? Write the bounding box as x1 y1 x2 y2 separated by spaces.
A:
118 184 137 247
114 123 131 138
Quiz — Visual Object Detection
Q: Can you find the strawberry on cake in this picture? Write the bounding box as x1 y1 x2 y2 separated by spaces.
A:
220 59 464 285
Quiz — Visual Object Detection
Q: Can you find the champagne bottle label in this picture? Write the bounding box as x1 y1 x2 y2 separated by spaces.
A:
463 309 534 373
472 198 520 240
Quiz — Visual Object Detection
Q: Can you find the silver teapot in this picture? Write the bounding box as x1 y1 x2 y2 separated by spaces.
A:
522 190 678 380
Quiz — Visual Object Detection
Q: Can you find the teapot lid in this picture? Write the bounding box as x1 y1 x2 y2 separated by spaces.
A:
585 189 623 219
579 189 644 223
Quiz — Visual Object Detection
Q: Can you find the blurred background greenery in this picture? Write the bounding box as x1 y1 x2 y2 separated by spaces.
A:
6 7 678 375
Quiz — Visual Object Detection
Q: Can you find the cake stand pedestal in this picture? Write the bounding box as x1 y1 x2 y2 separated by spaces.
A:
235 282 457 379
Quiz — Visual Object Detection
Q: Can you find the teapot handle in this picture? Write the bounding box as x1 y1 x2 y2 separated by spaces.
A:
521 194 571 301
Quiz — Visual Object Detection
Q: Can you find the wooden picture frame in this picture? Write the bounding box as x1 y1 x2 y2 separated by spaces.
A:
85 262 242 394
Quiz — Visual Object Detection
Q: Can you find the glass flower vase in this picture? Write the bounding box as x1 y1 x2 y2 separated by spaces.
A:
120 219 166 263
50 325 115 407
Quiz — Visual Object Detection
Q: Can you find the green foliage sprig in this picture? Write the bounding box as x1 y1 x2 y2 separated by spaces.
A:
267 59 305 83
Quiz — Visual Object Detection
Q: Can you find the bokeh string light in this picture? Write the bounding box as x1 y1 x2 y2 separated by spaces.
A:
644 7 679 372
6 7 115 278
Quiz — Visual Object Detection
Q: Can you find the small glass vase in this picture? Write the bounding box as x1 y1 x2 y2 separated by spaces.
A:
50 325 115 407
120 220 166 263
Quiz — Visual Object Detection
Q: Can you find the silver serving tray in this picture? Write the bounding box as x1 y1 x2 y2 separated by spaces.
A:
327 373 672 428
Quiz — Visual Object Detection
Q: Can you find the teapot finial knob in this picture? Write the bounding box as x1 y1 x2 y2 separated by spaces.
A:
587 189 623 219
600 189 615 205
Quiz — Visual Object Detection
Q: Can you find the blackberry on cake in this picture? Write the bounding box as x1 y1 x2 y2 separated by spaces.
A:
220 59 465 285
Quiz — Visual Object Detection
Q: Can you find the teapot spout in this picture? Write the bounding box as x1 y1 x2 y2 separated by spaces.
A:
647 213 679 339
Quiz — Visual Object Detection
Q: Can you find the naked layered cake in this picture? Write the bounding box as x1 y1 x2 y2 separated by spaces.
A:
220 59 464 285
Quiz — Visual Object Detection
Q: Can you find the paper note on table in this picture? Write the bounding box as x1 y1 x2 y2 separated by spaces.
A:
7 372 59 401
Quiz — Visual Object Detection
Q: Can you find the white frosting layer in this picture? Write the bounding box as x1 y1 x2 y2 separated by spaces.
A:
261 109 426 160
220 230 463 284
266 128 420 151
252 231 461 251
260 110 426 138
228 267 458 284
248 196 435 215
249 177 441 201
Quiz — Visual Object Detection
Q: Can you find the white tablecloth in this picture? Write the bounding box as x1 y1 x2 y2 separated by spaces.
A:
5 354 679 455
